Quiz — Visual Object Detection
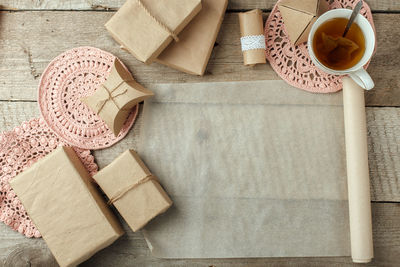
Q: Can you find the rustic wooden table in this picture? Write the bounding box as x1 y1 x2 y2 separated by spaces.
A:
0 0 399 266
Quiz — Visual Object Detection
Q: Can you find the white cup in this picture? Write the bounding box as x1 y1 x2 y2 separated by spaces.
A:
308 9 376 90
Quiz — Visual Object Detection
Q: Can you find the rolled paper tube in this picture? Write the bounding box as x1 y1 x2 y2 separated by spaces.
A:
238 9 266 66
342 77 374 263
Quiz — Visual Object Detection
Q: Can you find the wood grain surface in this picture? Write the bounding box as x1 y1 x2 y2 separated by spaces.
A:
0 12 399 106
1 203 399 266
0 0 399 266
0 0 399 11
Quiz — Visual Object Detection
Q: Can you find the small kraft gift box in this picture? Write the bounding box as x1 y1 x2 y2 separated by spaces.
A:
105 0 202 64
93 150 172 232
10 146 124 267
81 59 154 136
278 0 329 45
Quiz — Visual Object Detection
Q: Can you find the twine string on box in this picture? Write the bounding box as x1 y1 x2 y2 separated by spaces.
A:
108 174 154 204
96 80 133 113
135 0 179 42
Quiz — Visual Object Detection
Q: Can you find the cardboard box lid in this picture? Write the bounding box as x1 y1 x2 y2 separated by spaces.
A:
10 146 124 267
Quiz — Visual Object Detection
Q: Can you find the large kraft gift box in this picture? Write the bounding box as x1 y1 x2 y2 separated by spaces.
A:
106 0 202 64
10 147 124 267
156 0 228 75
93 150 172 232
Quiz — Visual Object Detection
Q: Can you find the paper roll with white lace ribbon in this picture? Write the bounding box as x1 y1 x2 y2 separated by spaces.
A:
238 9 266 66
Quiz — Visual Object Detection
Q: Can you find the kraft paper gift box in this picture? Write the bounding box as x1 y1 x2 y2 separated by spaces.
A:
9 146 124 267
278 0 329 45
93 150 172 232
81 59 154 136
105 0 202 64
156 0 228 75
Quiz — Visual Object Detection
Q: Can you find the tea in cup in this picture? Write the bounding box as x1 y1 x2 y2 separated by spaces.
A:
308 9 375 90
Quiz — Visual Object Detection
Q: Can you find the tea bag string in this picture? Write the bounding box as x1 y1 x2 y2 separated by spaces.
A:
96 80 131 113
107 174 154 205
135 0 179 42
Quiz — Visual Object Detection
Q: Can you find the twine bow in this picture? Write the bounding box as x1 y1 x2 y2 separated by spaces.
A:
108 174 154 205
136 0 179 42
96 80 131 113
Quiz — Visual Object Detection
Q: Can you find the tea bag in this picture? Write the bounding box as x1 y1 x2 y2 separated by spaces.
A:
320 32 359 64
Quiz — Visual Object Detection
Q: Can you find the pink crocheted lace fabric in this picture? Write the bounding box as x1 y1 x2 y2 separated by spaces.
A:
0 117 98 238
38 47 138 150
265 0 375 93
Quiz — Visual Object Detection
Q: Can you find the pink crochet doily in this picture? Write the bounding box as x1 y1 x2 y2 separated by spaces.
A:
265 0 375 93
38 46 139 150
0 117 98 238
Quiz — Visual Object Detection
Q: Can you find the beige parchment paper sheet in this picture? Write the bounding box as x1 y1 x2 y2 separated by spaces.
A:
138 80 351 258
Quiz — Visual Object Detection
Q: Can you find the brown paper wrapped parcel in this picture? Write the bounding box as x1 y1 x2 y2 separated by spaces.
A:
156 0 228 75
81 59 154 136
10 147 124 267
94 150 172 232
238 9 267 66
106 0 202 64
278 0 329 45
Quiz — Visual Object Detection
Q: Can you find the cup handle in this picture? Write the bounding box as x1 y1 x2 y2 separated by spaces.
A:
348 69 375 90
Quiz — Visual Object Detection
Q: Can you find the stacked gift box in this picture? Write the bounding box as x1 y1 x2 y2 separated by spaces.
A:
11 147 172 267
106 0 228 75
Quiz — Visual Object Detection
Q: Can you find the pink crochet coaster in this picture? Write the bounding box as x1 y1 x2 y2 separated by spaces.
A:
0 117 98 238
265 0 375 93
38 46 138 150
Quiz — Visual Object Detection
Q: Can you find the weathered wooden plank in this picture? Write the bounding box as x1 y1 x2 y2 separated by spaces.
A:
0 101 399 202
1 203 399 266
0 0 399 12
368 108 400 201
0 12 398 106
0 11 278 101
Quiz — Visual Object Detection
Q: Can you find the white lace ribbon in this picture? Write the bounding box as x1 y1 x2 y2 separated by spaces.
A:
240 34 266 51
